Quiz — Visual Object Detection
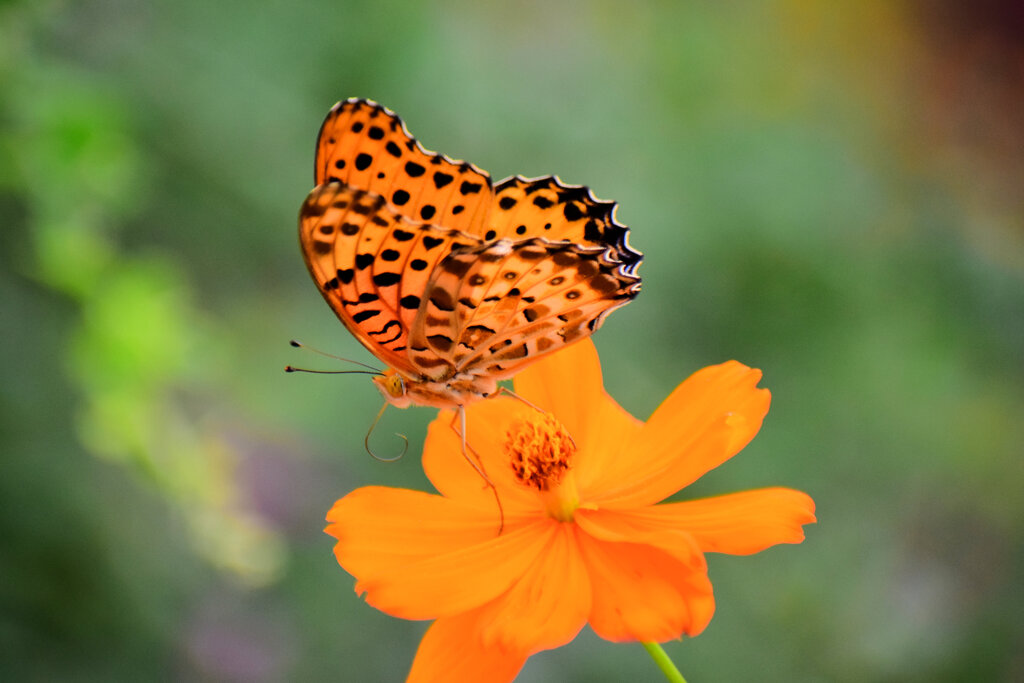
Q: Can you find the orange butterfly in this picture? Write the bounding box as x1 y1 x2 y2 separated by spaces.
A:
298 99 641 414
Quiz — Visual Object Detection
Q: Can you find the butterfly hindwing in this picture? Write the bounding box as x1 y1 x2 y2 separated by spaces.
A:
315 98 493 236
409 237 641 381
456 240 641 375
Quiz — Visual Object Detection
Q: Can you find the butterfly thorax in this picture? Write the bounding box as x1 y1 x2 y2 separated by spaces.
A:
373 368 499 410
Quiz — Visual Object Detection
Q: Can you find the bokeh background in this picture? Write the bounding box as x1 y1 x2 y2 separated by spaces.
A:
2 1 1023 681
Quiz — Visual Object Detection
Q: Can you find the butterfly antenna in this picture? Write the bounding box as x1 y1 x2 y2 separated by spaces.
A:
289 340 383 373
284 366 382 375
365 400 408 463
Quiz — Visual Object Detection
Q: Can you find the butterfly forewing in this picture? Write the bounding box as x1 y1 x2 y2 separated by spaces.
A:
300 182 490 376
488 176 642 271
315 98 493 236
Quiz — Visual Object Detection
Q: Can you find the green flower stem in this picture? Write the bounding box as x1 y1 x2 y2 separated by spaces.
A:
642 641 688 683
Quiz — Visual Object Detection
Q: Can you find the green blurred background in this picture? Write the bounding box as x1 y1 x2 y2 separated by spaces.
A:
2 1 1022 680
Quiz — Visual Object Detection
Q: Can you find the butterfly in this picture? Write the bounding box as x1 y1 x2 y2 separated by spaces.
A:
298 98 642 413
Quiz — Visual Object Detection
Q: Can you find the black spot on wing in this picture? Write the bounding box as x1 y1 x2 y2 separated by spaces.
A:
427 334 453 352
373 272 401 287
352 309 380 323
563 202 584 221
367 320 402 344
430 289 455 311
442 257 472 278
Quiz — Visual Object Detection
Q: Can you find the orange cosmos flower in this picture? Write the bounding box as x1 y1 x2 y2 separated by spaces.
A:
325 339 816 682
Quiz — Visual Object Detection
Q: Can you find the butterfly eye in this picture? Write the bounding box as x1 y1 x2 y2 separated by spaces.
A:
385 373 406 398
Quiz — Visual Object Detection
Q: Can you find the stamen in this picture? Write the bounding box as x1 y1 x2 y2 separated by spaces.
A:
505 413 579 521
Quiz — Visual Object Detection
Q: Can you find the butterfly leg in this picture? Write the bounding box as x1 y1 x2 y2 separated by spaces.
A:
449 406 505 534
495 386 546 414
495 387 577 449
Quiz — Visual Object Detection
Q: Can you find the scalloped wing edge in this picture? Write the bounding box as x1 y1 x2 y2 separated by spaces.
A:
316 98 493 189
493 174 642 274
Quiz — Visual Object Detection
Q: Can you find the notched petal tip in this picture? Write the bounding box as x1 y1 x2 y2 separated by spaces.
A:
589 361 773 508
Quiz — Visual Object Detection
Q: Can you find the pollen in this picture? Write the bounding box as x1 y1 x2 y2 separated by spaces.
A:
505 413 575 489
505 413 580 521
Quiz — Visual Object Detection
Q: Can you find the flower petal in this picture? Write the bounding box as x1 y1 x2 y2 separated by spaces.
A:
615 488 817 555
589 361 770 507
357 519 556 620
512 337 605 439
407 608 527 683
475 523 590 654
511 339 644 495
326 487 500 577
574 508 706 571
575 530 715 642
422 399 539 515
326 487 554 619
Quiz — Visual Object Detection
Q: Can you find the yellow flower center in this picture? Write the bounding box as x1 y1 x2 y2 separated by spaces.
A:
504 412 579 522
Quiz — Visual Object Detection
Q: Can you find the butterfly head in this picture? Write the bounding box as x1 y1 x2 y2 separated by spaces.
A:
373 369 412 408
